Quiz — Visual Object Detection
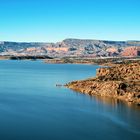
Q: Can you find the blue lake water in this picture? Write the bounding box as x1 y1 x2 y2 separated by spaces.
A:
0 60 140 140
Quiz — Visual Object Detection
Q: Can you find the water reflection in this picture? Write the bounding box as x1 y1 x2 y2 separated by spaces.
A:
71 89 140 110
91 95 140 110
0 60 140 140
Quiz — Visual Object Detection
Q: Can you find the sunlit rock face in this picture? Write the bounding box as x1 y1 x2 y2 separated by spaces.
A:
66 63 140 104
121 47 140 57
0 39 140 57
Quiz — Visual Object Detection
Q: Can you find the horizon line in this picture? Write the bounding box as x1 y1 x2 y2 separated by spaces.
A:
0 38 140 43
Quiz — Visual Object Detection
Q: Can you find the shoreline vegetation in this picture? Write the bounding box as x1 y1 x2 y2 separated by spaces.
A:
1 55 140 105
0 55 52 60
0 55 140 65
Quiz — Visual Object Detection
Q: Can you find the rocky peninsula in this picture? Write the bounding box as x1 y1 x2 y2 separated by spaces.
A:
66 62 140 105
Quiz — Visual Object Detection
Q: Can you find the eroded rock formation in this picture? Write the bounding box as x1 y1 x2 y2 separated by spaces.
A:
121 47 140 57
0 39 140 57
66 63 140 105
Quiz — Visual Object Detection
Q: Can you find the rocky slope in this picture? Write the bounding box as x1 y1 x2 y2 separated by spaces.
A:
0 39 140 57
66 62 140 105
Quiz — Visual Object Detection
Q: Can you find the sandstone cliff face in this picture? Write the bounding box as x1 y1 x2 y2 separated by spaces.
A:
66 63 140 105
121 47 140 57
1 39 140 57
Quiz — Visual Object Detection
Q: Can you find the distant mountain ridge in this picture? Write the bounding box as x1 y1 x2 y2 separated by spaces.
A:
0 39 140 57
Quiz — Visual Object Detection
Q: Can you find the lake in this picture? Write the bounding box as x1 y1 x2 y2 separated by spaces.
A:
0 60 140 140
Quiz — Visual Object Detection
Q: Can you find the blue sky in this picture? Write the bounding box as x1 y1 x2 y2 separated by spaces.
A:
0 0 140 42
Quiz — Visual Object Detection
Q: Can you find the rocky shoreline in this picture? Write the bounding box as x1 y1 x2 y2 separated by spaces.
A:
65 62 140 105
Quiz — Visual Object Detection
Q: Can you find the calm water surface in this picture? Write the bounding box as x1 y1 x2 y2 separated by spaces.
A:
0 60 140 140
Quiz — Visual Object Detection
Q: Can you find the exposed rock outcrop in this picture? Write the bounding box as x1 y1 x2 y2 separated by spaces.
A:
0 39 140 57
66 63 140 105
121 47 140 57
